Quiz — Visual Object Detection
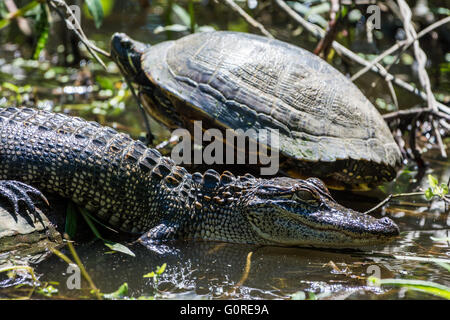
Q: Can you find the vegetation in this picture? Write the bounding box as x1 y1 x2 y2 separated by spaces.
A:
0 0 449 300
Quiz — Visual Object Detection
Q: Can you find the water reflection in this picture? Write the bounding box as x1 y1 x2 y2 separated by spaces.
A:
30 229 445 300
34 241 379 299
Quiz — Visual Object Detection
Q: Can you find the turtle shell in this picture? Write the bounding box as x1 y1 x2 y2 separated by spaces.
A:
139 31 402 188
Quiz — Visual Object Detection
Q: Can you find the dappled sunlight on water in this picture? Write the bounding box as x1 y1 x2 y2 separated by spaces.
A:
0 0 448 300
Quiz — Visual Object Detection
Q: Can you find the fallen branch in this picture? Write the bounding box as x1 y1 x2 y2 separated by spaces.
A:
275 0 398 112
383 107 450 123
47 0 110 70
397 0 446 158
408 111 425 168
364 176 450 215
46 1 153 143
384 107 450 165
350 16 450 82
314 0 341 57
275 0 449 116
364 192 424 215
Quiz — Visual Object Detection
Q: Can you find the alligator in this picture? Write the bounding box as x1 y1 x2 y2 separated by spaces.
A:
0 107 400 248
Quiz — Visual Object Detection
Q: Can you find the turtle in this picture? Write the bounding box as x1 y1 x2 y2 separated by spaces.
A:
110 31 402 190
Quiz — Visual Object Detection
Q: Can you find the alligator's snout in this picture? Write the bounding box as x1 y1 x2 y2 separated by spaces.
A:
304 204 401 247
245 177 401 248
374 217 400 237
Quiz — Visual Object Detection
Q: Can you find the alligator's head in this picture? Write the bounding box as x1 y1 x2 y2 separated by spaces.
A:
110 33 149 83
242 177 399 248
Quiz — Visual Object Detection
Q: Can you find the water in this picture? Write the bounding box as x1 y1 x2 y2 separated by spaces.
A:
0 0 448 300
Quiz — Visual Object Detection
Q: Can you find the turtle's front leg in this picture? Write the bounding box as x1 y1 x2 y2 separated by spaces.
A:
0 180 49 219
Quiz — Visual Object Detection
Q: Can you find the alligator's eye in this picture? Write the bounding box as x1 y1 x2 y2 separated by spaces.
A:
306 177 331 195
293 189 319 203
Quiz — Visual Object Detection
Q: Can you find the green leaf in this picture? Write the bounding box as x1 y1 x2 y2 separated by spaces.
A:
143 263 167 278
153 24 189 34
188 0 195 33
425 188 434 200
196 25 216 33
79 207 118 232
33 4 50 60
308 2 331 16
434 262 450 273
78 207 104 239
78 207 135 257
374 278 450 300
143 271 156 278
340 5 348 18
2 82 20 93
65 202 79 239
426 175 449 199
96 75 115 90
431 236 450 242
103 282 129 299
435 7 450 15
307 292 317 300
428 174 439 188
0 18 9 29
104 241 136 257
440 183 448 195
288 2 329 28
137 295 155 300
171 4 191 27
85 0 104 28
0 1 8 19
156 263 167 275
36 285 59 297
290 291 306 300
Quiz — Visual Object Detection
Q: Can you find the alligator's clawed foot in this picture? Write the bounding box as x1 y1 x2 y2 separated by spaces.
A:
138 222 182 255
0 180 49 221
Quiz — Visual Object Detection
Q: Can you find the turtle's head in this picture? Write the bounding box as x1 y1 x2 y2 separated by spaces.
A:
243 177 400 248
110 33 150 82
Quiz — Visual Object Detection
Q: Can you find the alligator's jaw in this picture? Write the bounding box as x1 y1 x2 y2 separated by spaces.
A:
248 208 399 249
243 178 400 248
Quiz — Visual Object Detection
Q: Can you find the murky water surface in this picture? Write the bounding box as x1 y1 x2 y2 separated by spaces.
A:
0 1 448 299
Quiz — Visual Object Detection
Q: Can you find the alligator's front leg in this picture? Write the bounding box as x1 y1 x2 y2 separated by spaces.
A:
0 180 49 222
